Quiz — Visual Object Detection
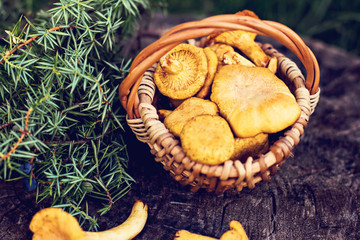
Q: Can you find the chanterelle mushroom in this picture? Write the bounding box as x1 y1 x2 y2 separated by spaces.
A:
158 109 173 120
267 56 278 74
154 43 208 100
209 44 255 67
196 47 219 98
29 200 148 240
180 115 234 165
230 133 269 161
211 65 301 138
209 30 269 67
207 10 269 67
29 207 85 240
174 220 248 240
164 97 219 137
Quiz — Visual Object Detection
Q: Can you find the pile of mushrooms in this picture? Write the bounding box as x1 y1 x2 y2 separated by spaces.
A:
155 10 300 166
29 200 148 240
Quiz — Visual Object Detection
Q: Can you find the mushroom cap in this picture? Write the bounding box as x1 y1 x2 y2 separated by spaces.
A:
211 31 269 67
230 133 269 161
210 65 301 138
208 10 259 42
196 47 219 98
267 56 278 74
209 44 255 67
164 97 219 137
29 207 85 240
180 115 234 165
158 109 173 120
154 43 208 100
207 10 268 67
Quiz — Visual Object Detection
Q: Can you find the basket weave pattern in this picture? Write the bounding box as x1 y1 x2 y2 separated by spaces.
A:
119 14 320 194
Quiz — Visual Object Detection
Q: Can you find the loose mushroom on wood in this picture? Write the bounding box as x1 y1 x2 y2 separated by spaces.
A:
174 220 249 240
29 200 148 240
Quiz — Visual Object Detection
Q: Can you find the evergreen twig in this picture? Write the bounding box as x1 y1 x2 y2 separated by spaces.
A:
0 26 62 65
0 108 33 160
0 0 161 229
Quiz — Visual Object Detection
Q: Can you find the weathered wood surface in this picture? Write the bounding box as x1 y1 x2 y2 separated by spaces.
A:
1 17 360 240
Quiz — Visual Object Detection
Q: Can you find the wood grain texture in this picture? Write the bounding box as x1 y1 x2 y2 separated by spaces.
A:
1 16 360 240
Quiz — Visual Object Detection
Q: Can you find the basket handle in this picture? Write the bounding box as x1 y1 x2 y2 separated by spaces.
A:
119 14 320 119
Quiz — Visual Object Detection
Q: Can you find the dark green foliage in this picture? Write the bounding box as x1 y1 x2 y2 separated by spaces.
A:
167 0 360 56
0 0 52 33
0 0 154 230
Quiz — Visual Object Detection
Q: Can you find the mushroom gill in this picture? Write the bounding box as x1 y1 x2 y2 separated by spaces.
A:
154 43 208 100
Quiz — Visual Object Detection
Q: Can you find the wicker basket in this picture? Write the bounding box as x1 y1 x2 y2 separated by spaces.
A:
119 13 320 194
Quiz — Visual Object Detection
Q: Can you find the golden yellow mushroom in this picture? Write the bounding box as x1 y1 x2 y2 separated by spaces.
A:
174 220 248 240
29 200 148 240
158 109 173 120
231 133 269 161
180 115 234 165
208 10 259 42
210 30 269 67
154 43 208 100
208 10 274 69
211 65 301 138
164 97 219 137
209 44 255 67
235 9 260 41
29 207 86 240
196 47 219 99
174 230 217 240
206 9 269 67
219 230 241 240
207 10 268 67
228 220 249 240
267 56 278 74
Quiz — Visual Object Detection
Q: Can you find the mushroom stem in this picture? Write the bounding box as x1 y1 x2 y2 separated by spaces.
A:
85 200 148 240
219 230 242 240
160 56 183 75
173 220 248 240
229 220 249 240
174 230 217 240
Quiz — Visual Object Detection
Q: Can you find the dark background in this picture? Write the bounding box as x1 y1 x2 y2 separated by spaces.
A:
166 0 360 57
1 0 360 56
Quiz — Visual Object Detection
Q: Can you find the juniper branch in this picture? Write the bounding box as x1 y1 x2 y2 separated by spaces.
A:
0 26 62 65
0 0 160 229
